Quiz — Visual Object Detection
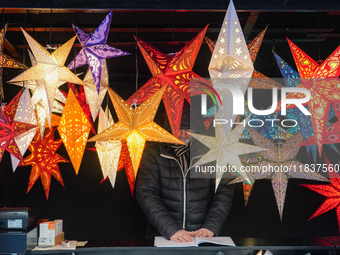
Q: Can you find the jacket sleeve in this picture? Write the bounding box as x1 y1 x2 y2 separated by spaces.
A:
201 177 235 236
135 144 182 240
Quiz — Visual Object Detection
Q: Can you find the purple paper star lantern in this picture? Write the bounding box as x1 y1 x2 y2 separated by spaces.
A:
67 11 131 93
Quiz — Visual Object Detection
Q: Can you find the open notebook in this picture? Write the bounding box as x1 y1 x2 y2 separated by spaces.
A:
154 236 236 247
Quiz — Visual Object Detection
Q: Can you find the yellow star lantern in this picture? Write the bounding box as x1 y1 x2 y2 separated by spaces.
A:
9 28 86 122
58 89 91 174
88 85 184 175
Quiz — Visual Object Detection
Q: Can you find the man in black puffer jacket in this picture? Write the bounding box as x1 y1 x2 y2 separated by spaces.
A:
136 101 235 242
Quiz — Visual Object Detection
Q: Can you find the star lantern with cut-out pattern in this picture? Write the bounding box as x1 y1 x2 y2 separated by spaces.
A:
19 127 68 200
126 26 219 138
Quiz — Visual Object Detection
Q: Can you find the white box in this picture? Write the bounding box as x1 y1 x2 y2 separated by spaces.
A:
39 220 63 239
38 232 64 246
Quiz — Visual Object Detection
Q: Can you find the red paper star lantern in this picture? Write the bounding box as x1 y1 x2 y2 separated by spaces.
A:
126 26 219 137
301 157 340 233
19 128 69 200
277 39 340 156
0 89 37 164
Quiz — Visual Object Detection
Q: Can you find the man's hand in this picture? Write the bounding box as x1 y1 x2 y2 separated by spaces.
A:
194 228 214 238
170 229 195 242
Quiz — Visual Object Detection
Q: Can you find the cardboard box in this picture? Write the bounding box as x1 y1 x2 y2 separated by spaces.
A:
38 232 64 246
39 220 63 238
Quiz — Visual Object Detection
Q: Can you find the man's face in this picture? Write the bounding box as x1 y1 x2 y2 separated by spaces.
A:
178 129 194 144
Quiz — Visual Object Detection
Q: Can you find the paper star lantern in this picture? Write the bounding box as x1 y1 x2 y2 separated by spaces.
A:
11 88 39 170
0 23 26 97
10 49 68 137
273 50 339 162
89 85 184 175
83 60 108 122
116 140 136 195
230 127 328 219
300 120 340 148
126 25 219 138
9 28 87 129
95 107 122 188
276 38 340 157
301 156 340 234
61 83 96 135
208 0 254 137
191 113 267 190
19 127 68 200
205 28 283 89
88 139 136 196
209 0 253 80
58 89 91 174
67 11 131 93
0 89 37 170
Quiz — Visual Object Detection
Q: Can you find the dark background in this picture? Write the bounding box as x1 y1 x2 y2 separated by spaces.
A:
1 2 340 240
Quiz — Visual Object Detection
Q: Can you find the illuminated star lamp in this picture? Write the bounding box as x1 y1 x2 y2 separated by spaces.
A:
67 11 131 93
273 50 339 162
0 89 37 170
10 49 67 136
19 127 69 200
301 156 340 234
88 85 184 176
82 60 108 122
61 83 96 135
205 27 283 89
126 25 220 138
58 89 91 175
95 107 122 188
276 38 340 157
191 113 267 190
230 127 328 220
9 28 87 137
88 138 136 196
208 0 253 137
11 88 39 170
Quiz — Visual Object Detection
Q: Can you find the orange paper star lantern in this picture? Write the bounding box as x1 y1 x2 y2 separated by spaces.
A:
58 89 91 174
88 85 184 176
19 128 69 200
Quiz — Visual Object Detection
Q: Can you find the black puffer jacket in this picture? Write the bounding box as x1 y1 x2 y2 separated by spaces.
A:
136 142 235 240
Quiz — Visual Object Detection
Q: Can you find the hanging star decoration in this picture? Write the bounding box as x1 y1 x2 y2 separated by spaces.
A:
126 25 219 138
300 119 340 149
88 138 136 196
61 83 96 135
230 127 328 219
0 23 26 98
88 85 184 176
9 28 87 136
11 88 39 170
205 27 283 89
301 156 340 234
276 38 340 157
0 89 37 170
273 50 339 162
58 89 91 175
95 107 122 188
67 11 131 93
208 0 254 137
116 140 136 195
191 113 267 190
19 127 69 200
83 60 108 122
